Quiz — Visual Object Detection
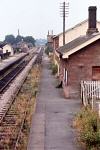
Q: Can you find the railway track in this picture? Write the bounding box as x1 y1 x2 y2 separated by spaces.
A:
0 61 26 93
0 94 29 149
0 48 43 112
0 48 41 93
0 47 43 149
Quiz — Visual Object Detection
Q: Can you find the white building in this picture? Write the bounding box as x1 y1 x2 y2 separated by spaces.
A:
3 44 14 56
0 43 14 57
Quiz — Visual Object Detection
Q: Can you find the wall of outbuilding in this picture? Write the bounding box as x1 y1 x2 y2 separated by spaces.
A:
61 39 100 98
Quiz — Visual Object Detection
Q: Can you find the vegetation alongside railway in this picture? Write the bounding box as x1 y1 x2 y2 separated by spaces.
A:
0 64 41 149
17 64 41 149
74 107 100 150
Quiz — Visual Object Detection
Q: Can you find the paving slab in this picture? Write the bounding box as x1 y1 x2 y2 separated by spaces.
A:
27 54 82 150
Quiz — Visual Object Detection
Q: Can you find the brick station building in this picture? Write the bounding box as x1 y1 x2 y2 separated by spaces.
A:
56 6 100 98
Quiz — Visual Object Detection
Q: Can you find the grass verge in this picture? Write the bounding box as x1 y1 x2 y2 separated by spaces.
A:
74 107 100 150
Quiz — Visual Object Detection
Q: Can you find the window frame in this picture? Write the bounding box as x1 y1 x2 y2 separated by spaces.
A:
63 68 68 85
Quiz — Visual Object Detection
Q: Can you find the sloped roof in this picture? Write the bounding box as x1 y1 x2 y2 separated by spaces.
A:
0 42 8 48
56 33 100 58
53 19 100 39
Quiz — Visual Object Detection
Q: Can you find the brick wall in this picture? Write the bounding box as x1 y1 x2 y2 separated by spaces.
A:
61 39 100 98
53 36 59 50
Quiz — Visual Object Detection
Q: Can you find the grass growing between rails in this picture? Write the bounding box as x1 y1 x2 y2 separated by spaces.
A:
74 107 100 150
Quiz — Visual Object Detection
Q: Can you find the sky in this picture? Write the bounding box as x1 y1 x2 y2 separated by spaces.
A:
0 0 100 41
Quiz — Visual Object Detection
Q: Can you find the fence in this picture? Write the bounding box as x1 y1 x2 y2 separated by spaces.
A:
81 81 100 107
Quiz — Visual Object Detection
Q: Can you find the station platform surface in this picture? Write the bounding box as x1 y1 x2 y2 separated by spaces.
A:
0 53 27 71
27 54 82 150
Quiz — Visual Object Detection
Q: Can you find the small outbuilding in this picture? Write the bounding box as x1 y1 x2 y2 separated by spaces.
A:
2 44 14 56
0 43 14 59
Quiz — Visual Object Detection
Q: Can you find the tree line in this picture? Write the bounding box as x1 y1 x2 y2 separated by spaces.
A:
4 35 35 46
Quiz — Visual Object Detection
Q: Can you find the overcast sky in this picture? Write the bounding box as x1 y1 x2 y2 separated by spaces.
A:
0 0 100 40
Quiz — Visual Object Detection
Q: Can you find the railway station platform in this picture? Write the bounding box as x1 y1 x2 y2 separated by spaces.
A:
27 54 82 150
0 53 27 71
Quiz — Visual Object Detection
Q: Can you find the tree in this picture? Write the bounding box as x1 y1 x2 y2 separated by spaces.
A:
23 36 35 46
15 35 24 43
4 35 15 44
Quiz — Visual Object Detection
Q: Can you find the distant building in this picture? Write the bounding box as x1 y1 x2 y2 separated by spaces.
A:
0 43 14 59
16 41 29 53
3 44 14 56
47 30 54 50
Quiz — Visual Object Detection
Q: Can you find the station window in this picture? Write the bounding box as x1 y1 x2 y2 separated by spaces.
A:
92 66 100 80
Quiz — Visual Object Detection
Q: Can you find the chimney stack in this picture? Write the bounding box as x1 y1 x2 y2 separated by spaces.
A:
87 6 98 35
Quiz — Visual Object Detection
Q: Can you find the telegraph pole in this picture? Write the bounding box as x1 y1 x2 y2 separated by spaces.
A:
63 2 65 45
60 1 69 46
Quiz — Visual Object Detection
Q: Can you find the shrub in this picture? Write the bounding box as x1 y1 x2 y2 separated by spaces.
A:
45 46 53 55
51 63 58 75
74 107 100 149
